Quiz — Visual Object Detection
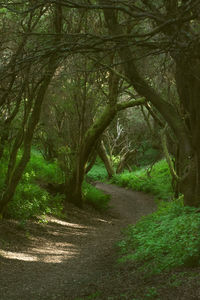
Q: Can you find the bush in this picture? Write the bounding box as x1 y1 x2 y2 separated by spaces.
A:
83 181 110 210
87 160 108 182
111 160 173 200
118 199 200 274
137 147 160 167
7 183 51 220
26 149 63 184
3 149 64 221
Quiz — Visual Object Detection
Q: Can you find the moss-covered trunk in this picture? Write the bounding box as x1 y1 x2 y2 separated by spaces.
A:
64 104 117 208
98 140 115 178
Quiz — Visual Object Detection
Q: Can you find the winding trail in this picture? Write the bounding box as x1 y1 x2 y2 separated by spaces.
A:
0 183 156 300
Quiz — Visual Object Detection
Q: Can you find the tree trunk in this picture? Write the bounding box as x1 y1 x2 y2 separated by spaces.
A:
98 140 115 178
116 149 135 174
63 75 145 208
101 4 200 207
65 160 85 208
0 56 59 215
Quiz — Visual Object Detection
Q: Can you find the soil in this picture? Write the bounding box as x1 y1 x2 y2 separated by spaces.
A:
0 183 200 300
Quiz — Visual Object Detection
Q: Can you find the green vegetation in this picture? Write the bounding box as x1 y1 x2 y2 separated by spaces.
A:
25 149 64 184
83 181 110 210
118 198 200 274
4 150 64 221
0 150 110 220
111 160 173 200
87 159 108 182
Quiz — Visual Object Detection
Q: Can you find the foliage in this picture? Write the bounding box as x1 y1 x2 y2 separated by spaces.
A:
3 150 64 220
111 160 173 200
137 146 160 167
118 198 200 274
87 159 108 182
83 181 110 211
26 149 64 184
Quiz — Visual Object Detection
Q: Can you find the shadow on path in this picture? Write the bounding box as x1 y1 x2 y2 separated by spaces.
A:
0 183 156 300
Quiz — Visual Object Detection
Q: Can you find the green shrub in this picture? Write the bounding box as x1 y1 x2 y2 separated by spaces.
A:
7 183 50 220
26 149 63 184
87 161 108 182
111 160 173 200
83 181 110 210
2 149 64 221
137 147 160 167
118 199 200 274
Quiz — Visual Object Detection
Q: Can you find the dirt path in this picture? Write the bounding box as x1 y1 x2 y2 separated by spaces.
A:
0 183 156 300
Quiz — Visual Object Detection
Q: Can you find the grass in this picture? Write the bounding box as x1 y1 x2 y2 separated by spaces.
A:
118 198 200 275
111 159 173 200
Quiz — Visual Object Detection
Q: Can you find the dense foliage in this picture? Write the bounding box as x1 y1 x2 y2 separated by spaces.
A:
87 158 109 182
83 181 110 211
0 150 110 221
118 199 200 274
3 150 64 220
111 160 173 200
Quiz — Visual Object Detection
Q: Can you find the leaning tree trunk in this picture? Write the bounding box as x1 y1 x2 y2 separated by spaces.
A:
64 78 145 208
98 140 115 178
0 55 59 215
64 104 118 208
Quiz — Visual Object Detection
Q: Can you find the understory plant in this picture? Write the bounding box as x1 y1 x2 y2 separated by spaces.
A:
118 198 200 274
83 181 110 210
3 149 64 220
111 159 173 200
86 159 108 182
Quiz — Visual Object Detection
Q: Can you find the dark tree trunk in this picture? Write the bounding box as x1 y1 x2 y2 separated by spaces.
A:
101 4 200 207
0 56 59 215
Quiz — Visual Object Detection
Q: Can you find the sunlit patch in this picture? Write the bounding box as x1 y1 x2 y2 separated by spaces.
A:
0 250 38 262
0 242 80 263
93 218 112 224
45 216 89 229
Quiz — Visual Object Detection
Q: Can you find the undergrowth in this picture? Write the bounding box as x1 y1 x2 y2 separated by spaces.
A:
87 159 108 182
118 198 200 274
83 181 110 211
2 150 64 221
111 160 173 200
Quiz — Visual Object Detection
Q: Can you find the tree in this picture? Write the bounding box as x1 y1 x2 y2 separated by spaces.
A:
98 0 200 207
0 3 62 214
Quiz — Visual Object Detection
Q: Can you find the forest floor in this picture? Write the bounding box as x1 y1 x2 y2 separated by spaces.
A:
0 183 200 300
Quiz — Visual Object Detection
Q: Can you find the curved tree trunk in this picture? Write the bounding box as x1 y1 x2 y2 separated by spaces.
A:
64 69 145 207
98 140 115 178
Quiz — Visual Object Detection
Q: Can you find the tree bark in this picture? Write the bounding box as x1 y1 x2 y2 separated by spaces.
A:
64 75 145 207
98 140 115 178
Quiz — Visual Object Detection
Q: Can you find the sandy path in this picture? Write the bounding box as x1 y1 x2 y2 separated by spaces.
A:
0 183 156 300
